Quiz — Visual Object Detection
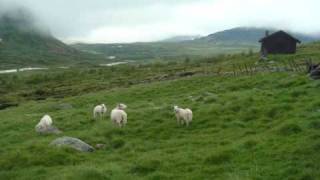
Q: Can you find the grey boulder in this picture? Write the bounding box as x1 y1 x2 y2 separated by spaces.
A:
50 136 95 152
35 125 62 135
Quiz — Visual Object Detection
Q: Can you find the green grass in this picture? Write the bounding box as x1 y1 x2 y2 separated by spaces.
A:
1 72 320 179
0 12 110 69
1 42 320 179
72 41 259 62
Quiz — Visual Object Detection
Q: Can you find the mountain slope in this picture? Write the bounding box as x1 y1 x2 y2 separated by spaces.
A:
72 27 319 62
198 27 319 44
0 8 104 69
1 56 320 179
1 43 320 179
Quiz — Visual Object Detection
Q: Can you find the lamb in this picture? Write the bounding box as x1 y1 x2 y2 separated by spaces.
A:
110 104 127 127
35 115 61 134
35 114 53 131
93 104 107 119
174 105 193 126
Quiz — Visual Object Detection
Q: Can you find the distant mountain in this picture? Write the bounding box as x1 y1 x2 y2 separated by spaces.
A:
0 8 102 69
198 27 319 45
161 35 202 42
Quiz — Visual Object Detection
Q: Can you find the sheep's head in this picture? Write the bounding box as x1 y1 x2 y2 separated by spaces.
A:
42 114 51 120
102 104 107 111
173 105 179 112
117 103 127 110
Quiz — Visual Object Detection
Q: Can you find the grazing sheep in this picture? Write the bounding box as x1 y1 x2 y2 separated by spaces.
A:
93 104 107 119
35 115 61 134
36 114 53 129
111 104 127 127
174 106 193 126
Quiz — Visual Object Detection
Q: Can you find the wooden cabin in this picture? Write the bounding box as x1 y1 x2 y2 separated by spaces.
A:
259 30 300 56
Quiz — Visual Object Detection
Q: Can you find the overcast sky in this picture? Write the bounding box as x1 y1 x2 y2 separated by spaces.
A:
1 0 320 43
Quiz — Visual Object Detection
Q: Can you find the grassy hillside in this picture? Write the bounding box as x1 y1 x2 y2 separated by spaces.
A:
0 42 320 179
72 41 258 62
72 27 319 63
0 8 107 69
2 42 320 104
1 72 320 179
198 27 319 44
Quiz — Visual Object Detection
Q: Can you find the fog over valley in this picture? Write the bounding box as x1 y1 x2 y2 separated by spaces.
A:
0 0 319 43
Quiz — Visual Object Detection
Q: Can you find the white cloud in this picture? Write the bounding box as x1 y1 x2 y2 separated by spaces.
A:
1 0 320 43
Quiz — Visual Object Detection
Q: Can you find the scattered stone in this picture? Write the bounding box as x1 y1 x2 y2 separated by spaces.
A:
306 60 320 80
50 136 95 152
310 70 320 80
178 72 195 77
95 144 106 149
35 125 62 135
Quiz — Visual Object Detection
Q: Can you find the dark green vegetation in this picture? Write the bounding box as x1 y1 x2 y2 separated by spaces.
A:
0 42 320 179
72 27 320 62
0 8 107 69
72 41 258 62
198 27 319 44
2 9 318 68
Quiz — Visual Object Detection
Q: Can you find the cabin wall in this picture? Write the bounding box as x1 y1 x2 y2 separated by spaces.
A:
261 33 297 54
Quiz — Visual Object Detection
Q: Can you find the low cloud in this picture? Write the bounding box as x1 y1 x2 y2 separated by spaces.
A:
1 0 319 43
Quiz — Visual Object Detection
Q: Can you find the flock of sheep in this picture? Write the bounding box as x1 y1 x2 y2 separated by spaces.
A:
35 103 193 131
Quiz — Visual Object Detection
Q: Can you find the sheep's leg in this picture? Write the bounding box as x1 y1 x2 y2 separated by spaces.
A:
176 117 181 126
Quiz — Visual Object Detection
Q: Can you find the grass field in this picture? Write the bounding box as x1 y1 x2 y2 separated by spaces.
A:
72 41 259 62
0 43 320 180
1 72 320 180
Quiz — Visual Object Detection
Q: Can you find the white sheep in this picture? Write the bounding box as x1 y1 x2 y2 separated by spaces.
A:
110 104 127 127
93 104 107 119
174 105 193 126
35 114 53 130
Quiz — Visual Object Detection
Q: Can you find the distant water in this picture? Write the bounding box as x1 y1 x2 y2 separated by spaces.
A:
19 67 48 72
0 69 17 74
99 62 129 67
0 67 48 74
0 62 132 74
